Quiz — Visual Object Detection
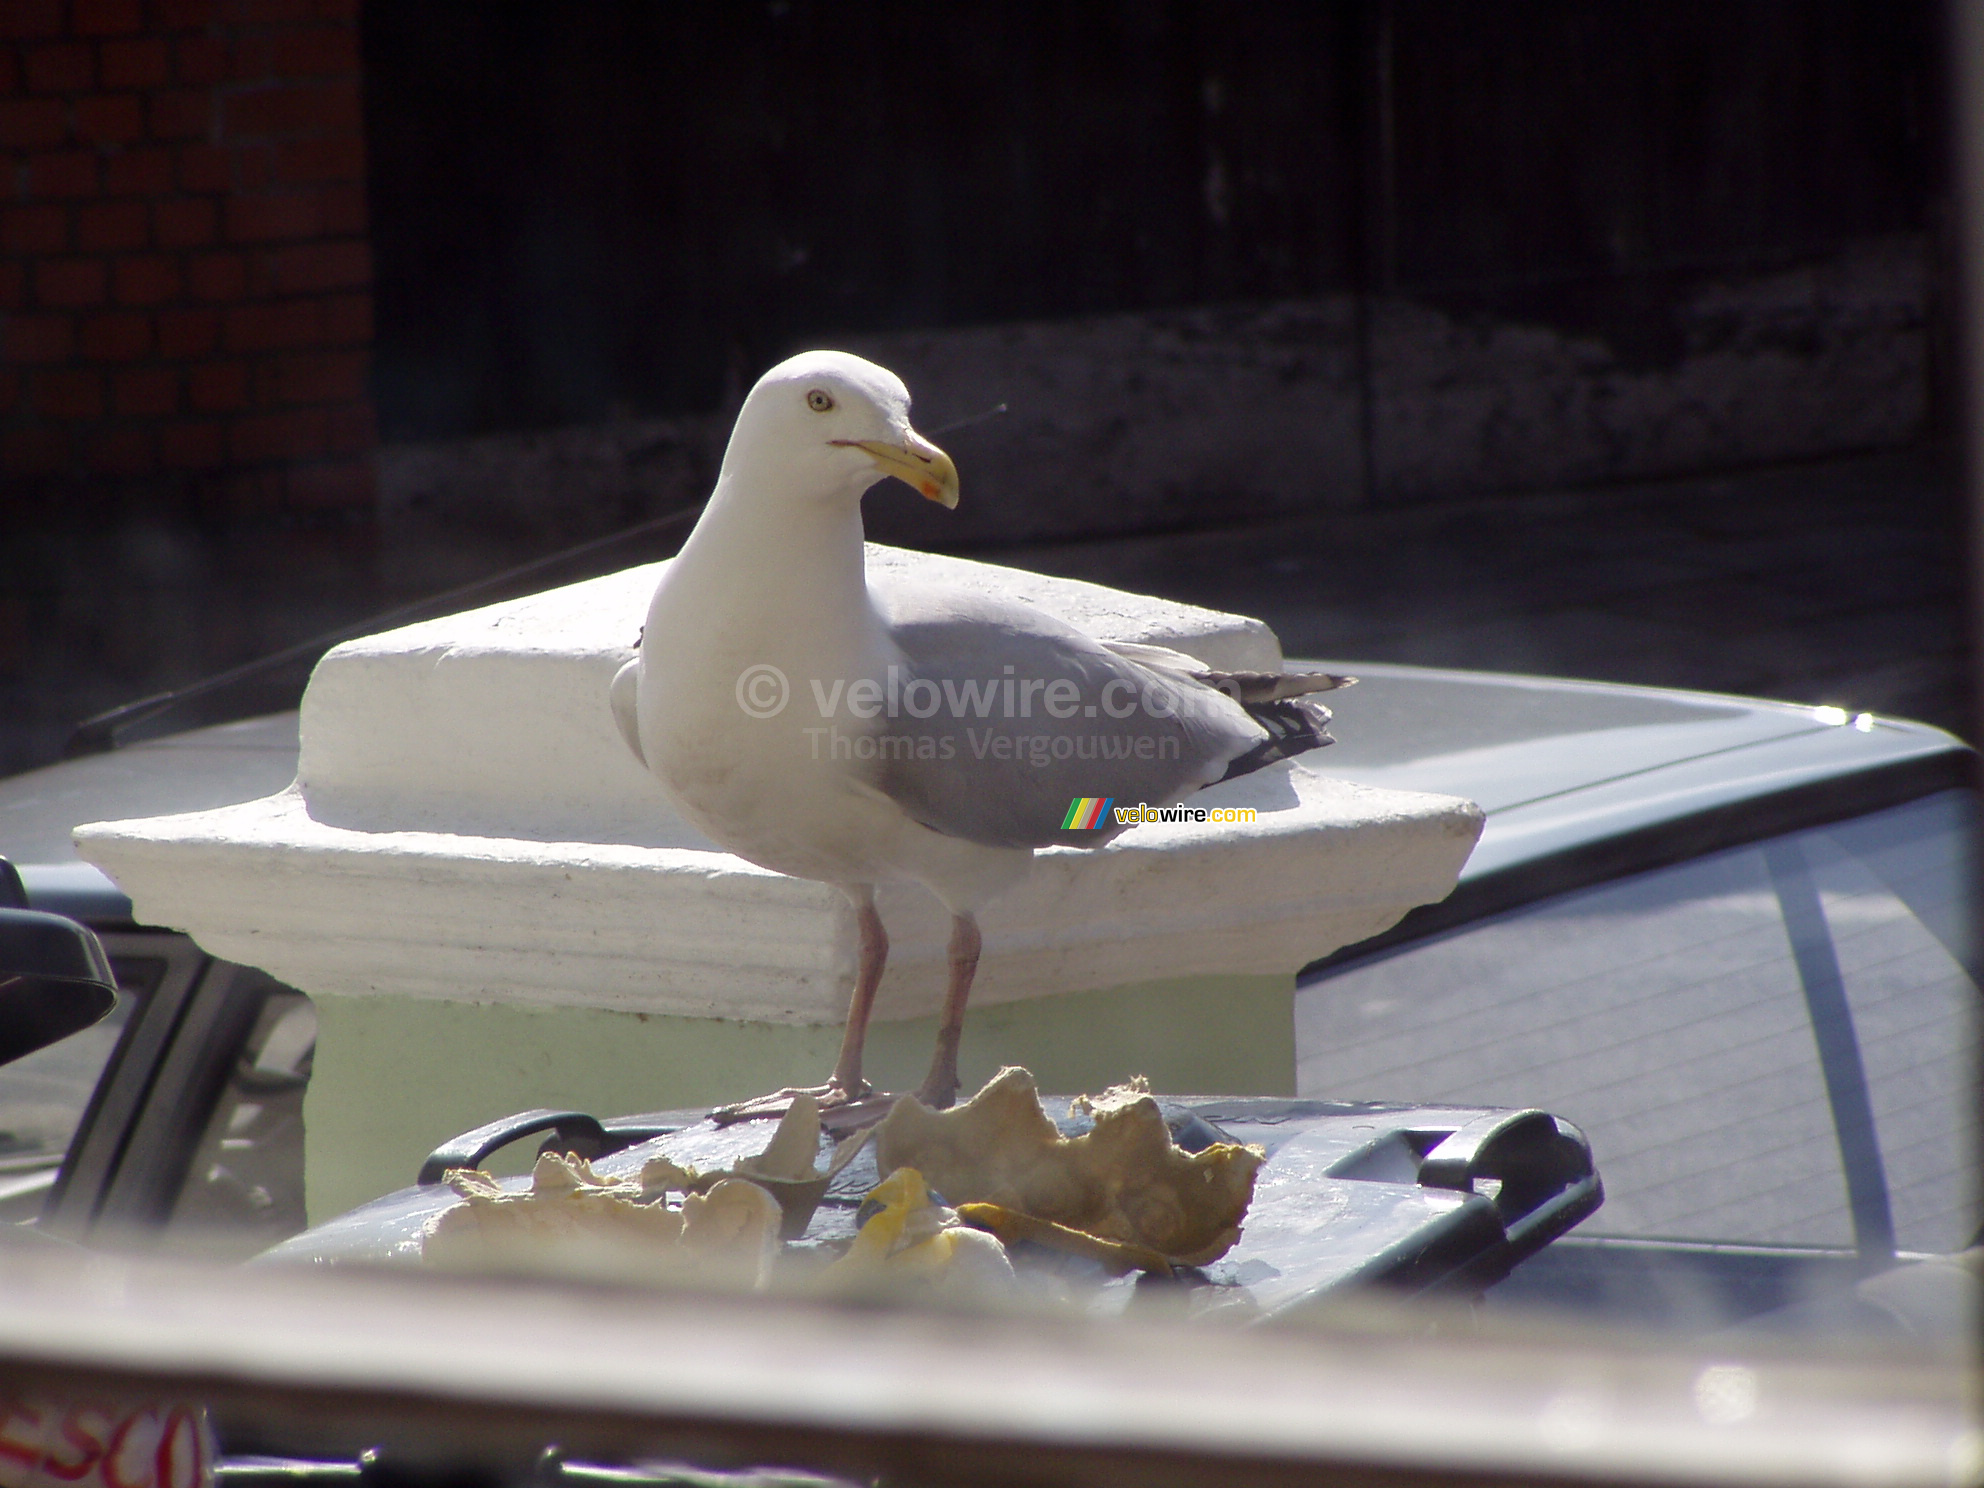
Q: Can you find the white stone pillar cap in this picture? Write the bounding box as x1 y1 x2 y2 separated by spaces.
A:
76 548 1481 1023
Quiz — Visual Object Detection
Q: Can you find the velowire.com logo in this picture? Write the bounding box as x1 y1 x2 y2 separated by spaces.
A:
1063 798 1259 829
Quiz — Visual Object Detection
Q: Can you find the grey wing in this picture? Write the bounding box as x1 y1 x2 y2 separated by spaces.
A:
864 581 1265 850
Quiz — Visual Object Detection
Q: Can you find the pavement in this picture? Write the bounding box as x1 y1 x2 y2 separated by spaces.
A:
998 444 1975 742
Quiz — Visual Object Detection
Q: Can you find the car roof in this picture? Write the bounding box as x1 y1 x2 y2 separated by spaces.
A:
0 665 1969 925
1299 662 1970 885
0 712 299 920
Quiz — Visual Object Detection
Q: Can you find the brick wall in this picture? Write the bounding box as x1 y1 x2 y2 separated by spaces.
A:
0 0 375 521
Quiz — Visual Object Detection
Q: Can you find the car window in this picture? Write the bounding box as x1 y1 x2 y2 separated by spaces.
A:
1294 789 1978 1255
162 989 315 1260
0 956 164 1223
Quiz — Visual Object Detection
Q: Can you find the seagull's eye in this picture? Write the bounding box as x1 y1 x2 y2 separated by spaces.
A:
806 389 835 413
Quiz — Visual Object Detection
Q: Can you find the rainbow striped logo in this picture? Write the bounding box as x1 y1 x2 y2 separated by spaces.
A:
1062 797 1114 830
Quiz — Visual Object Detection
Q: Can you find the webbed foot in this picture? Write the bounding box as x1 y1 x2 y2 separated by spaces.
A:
711 1081 894 1131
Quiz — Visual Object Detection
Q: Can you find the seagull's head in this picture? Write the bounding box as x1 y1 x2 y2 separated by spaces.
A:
729 350 960 510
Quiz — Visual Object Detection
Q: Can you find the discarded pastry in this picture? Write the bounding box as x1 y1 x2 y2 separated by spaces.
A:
874 1067 1263 1265
822 1166 1017 1299
422 1151 781 1289
640 1092 872 1239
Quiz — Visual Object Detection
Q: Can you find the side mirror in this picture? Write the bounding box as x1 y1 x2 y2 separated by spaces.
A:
0 907 119 1067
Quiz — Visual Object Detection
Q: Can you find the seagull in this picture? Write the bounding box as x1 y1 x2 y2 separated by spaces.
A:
611 351 1350 1123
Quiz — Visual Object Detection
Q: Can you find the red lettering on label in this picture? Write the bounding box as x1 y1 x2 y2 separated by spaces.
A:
0 1399 47 1467
100 1408 157 1488
40 1406 108 1483
153 1409 205 1488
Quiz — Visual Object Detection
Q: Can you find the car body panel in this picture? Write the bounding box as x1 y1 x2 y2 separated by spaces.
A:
0 714 299 923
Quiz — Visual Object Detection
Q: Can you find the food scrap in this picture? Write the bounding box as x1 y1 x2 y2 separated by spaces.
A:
822 1166 1017 1299
421 1150 780 1289
874 1067 1264 1265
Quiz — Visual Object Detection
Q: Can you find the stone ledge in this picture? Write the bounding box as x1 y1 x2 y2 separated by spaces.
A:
74 550 1480 1026
76 767 1479 1026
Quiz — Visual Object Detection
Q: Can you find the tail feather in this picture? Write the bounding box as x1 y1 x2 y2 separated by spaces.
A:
1217 691 1343 783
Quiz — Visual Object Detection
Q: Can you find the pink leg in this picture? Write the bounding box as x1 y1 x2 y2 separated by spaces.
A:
829 889 888 1096
913 912 980 1109
711 886 888 1125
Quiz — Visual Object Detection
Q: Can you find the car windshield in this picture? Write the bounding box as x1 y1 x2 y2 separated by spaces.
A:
0 946 185 1221
0 990 139 1222
1295 788 1979 1255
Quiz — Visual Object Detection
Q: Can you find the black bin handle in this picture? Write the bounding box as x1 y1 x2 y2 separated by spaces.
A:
417 1108 608 1186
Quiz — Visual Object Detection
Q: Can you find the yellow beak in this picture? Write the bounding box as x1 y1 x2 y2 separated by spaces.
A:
834 430 960 508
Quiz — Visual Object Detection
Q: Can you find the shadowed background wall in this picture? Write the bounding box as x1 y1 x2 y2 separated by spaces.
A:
0 0 1958 771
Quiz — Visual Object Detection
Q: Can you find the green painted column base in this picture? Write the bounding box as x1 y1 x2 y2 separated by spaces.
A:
302 974 1295 1225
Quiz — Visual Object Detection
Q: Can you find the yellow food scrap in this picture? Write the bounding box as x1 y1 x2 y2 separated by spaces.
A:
824 1166 1016 1298
423 1151 780 1289
874 1067 1263 1265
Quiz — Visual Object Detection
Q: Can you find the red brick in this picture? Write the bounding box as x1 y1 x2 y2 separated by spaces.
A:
154 0 217 26
319 182 365 235
85 425 153 474
148 89 211 140
74 94 145 144
75 199 149 251
264 238 368 294
79 310 152 360
36 257 106 307
100 36 170 89
261 347 363 403
173 33 229 85
0 1 63 40
212 466 285 514
324 397 373 451
103 145 172 194
156 306 217 356
1 204 68 255
0 262 21 309
225 80 361 138
177 141 230 191
28 150 99 198
188 357 247 410
1 425 69 475
74 0 145 35
159 417 224 467
229 29 274 81
322 290 369 344
34 367 103 419
4 312 74 362
286 455 373 508
112 364 178 416
274 135 363 184
231 405 328 461
224 191 321 242
0 98 68 150
232 0 318 24
224 297 318 350
113 254 180 305
24 43 93 93
271 24 359 76
186 250 246 299
153 196 215 248
234 141 275 189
